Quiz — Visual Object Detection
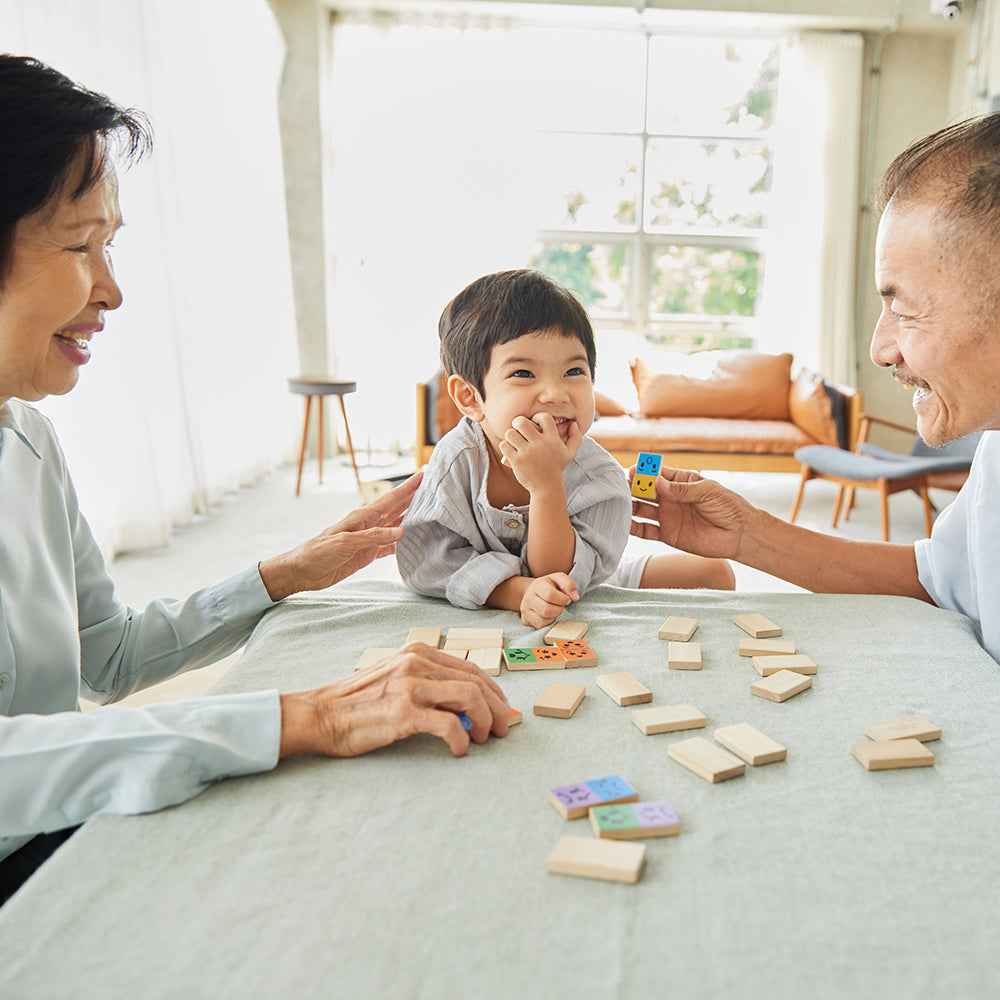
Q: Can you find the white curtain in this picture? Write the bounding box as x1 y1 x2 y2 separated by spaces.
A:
757 32 864 386
0 0 300 558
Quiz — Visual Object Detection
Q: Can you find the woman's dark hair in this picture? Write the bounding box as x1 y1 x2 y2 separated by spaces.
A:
439 270 597 396
0 54 152 280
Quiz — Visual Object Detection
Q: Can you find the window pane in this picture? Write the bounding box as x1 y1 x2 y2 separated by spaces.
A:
650 245 763 317
646 36 779 136
529 241 631 318
534 134 642 231
524 28 646 133
645 138 771 231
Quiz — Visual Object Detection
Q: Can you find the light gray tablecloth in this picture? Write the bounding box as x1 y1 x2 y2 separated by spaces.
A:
2 582 999 999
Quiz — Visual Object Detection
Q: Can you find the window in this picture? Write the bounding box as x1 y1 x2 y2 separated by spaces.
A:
527 31 780 350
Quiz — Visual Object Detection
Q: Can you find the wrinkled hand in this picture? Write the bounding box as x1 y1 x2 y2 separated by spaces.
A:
519 572 579 628
279 643 511 759
629 466 752 561
258 472 422 601
499 413 581 492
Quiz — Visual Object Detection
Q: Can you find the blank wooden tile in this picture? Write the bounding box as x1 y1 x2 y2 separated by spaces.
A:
548 775 639 819
752 653 816 676
864 716 942 742
533 682 586 719
547 835 646 884
406 626 442 647
544 620 589 644
555 639 598 667
658 616 699 641
589 801 680 840
443 628 504 650
354 647 399 671
750 670 812 703
667 736 745 783
733 613 782 638
596 672 653 706
631 703 707 735
852 738 935 770
465 647 502 676
739 638 796 657
714 723 787 765
668 641 702 670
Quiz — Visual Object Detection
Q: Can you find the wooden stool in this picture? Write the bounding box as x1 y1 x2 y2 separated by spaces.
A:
287 376 361 495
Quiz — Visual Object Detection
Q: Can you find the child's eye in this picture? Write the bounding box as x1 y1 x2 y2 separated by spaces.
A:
566 366 587 377
510 369 533 379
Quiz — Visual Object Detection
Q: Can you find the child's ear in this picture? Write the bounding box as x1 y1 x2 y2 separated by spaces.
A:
448 374 485 421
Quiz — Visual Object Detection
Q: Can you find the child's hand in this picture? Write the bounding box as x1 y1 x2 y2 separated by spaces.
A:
519 573 579 628
500 413 582 492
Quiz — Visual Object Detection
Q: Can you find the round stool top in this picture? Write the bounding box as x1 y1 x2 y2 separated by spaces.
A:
287 376 357 396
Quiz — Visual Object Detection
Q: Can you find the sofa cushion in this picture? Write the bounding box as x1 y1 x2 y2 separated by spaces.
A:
594 390 631 417
630 351 793 421
588 415 815 455
787 369 839 446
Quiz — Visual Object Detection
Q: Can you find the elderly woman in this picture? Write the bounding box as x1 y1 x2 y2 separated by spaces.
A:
0 54 509 902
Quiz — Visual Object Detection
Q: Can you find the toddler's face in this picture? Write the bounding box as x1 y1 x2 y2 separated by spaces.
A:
476 329 595 449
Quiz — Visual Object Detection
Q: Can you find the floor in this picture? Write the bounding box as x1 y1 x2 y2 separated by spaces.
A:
100 454 947 708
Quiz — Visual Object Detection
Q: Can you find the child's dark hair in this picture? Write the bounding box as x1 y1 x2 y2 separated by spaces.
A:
439 269 597 396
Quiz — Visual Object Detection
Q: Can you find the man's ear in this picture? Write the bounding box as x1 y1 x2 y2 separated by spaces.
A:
448 374 485 421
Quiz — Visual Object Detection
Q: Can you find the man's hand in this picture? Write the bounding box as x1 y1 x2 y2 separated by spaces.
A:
499 413 581 493
519 573 579 628
259 472 422 601
278 643 511 759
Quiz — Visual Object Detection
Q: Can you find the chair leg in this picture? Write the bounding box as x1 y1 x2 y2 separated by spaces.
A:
879 480 890 542
919 482 934 537
789 468 812 523
843 486 856 522
295 395 312 497
317 395 324 485
832 486 845 528
337 394 362 491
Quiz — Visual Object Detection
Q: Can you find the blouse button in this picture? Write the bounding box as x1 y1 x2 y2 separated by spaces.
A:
0 673 9 689
506 519 519 529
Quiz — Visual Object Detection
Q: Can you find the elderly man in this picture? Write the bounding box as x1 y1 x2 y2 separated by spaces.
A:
630 113 1000 662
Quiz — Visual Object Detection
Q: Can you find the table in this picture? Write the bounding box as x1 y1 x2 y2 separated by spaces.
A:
287 376 360 495
2 582 999 999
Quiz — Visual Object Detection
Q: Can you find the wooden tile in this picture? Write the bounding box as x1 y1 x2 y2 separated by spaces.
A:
548 775 639 819
668 641 702 670
443 627 503 650
631 473 657 499
733 613 782 638
544 620 589 644
738 638 796 657
354 647 399 671
533 682 586 719
555 639 598 667
503 647 538 669
864 716 942 742
631 703 707 735
658 616 699 641
531 646 567 664
852 738 935 770
635 451 663 478
596 672 653 706
752 653 816 676
589 800 680 840
750 669 812 703
405 626 442 647
714 723 787 765
547 835 646 884
465 647 502 676
667 736 745 783
507 706 523 727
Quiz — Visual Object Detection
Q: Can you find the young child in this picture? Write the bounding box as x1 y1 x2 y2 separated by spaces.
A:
396 270 734 627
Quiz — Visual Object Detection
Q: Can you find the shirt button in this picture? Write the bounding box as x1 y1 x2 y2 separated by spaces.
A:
0 674 9 689
506 519 520 529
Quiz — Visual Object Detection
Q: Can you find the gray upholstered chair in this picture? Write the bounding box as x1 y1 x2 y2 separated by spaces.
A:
789 413 980 541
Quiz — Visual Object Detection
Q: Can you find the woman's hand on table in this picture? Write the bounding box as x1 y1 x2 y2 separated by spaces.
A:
258 472 422 601
628 466 754 561
277 643 511 759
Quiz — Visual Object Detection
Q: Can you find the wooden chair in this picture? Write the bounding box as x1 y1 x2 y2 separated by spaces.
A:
789 413 980 541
